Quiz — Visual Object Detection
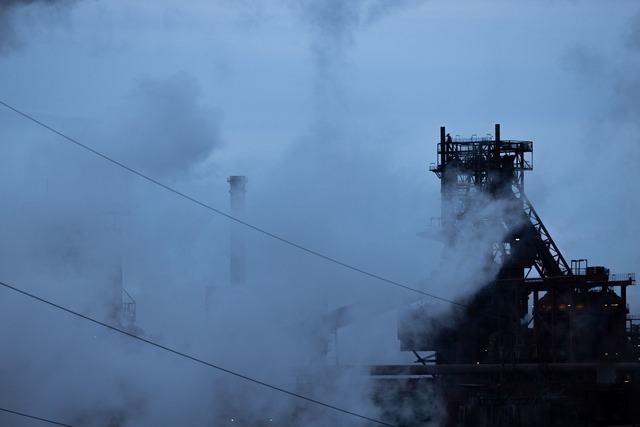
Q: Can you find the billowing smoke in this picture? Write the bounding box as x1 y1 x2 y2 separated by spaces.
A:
564 8 640 124
289 0 424 64
0 0 80 54
559 7 640 274
0 69 229 426
286 0 426 121
613 10 640 121
4 2 638 427
103 73 221 180
0 74 407 425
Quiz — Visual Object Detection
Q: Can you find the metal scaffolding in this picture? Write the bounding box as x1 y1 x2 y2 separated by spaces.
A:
375 125 640 427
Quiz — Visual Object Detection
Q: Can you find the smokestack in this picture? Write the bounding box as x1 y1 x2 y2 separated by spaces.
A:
228 176 247 286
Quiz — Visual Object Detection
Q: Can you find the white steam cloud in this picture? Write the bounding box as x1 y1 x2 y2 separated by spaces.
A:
3 2 637 426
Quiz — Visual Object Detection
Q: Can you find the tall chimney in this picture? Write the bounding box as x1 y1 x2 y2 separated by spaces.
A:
228 176 247 286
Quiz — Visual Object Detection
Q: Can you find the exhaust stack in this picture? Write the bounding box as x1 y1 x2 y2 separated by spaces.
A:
228 175 247 286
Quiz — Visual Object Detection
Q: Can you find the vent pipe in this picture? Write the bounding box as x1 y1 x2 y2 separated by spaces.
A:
228 176 247 286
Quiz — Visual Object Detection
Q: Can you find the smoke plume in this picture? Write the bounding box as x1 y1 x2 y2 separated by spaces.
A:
0 0 80 54
5 1 637 426
104 73 221 179
287 0 426 120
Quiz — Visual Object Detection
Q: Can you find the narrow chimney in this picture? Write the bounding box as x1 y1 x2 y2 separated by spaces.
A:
228 176 247 286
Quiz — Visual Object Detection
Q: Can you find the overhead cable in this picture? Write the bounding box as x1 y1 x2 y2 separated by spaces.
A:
0 280 395 427
0 99 470 310
0 406 73 427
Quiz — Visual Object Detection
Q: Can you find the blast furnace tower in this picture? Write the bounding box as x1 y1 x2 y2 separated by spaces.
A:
373 125 639 427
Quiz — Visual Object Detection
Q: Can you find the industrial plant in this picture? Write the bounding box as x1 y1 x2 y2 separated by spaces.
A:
369 125 640 426
208 125 640 427
4 121 637 427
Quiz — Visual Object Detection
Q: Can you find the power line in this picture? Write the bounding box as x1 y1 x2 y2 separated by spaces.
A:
0 280 395 427
0 406 73 427
0 99 469 310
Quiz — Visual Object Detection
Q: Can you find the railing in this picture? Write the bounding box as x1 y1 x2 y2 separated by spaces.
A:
567 269 635 285
433 141 534 172
611 272 636 284
122 302 136 322
417 217 443 240
121 287 136 323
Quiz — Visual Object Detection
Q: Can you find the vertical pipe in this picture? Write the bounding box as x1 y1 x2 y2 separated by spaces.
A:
493 123 501 171
228 176 247 286
569 287 575 362
622 284 627 321
515 285 520 360
439 126 452 231
533 291 540 359
551 290 556 362
440 126 446 168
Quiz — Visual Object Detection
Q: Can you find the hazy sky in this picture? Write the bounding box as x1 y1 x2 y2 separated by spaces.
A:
1 0 639 425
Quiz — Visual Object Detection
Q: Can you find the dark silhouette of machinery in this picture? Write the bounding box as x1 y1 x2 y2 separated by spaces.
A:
373 125 640 427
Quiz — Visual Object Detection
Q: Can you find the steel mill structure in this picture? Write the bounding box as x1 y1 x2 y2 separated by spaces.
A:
372 125 640 427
